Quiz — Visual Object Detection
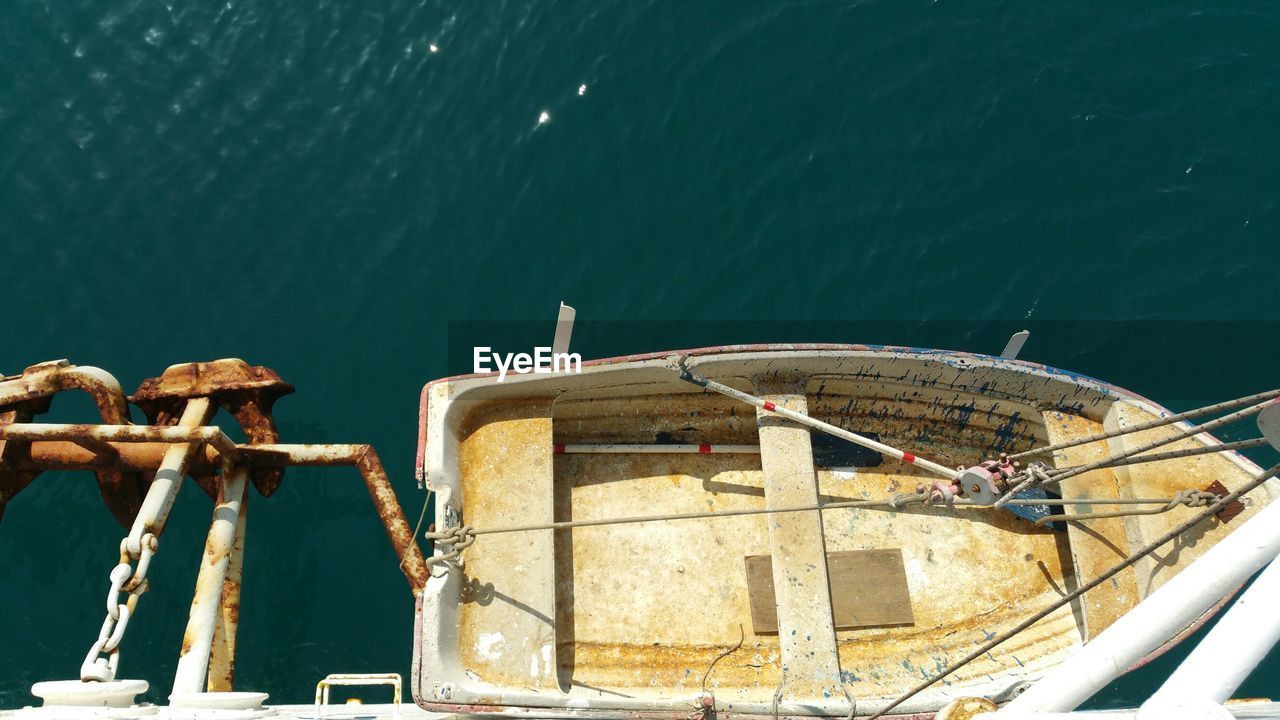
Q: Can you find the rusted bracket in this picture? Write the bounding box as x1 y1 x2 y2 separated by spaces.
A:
131 359 294 499
0 361 143 527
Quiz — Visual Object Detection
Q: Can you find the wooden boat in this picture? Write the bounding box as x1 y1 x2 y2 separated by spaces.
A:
412 345 1278 718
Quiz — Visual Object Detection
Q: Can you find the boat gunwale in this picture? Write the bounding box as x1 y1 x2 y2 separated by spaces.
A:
414 342 1157 483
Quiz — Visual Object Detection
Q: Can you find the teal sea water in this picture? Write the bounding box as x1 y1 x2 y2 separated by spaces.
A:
2 0 1278 709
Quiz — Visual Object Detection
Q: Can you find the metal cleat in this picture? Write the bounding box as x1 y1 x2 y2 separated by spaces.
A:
131 359 294 497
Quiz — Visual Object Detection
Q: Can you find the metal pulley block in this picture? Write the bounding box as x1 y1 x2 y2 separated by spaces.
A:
956 456 1019 506
131 359 294 497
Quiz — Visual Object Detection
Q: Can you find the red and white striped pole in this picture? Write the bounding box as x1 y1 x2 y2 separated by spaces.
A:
554 443 759 455
676 365 958 480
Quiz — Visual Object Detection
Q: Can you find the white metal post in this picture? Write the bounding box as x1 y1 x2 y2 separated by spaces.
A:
126 398 215 555
1136 556 1280 718
172 461 249 696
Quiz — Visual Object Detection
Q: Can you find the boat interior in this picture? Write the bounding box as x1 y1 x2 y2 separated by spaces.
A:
416 349 1273 715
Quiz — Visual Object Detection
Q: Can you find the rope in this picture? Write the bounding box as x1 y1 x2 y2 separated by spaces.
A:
1009 388 1280 461
997 402 1271 506
841 684 856 720
401 487 433 571
1032 489 1220 527
1045 402 1271 489
423 524 475 566
865 460 1280 720
994 462 1053 507
1056 437 1268 473
467 495 928 537
420 489 1228 564
700 624 744 696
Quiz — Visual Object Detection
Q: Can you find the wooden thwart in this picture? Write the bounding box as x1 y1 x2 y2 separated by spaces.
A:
744 549 915 634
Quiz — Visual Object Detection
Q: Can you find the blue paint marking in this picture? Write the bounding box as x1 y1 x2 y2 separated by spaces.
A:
1005 487 1065 531
989 411 1024 453
942 398 978 432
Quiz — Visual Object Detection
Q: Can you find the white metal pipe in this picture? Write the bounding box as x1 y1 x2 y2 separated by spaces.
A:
1143 555 1280 707
207 488 249 692
997 495 1280 715
126 398 214 555
556 443 761 455
977 707 1141 712
0 420 240 459
236 443 365 465
678 369 958 479
172 461 249 696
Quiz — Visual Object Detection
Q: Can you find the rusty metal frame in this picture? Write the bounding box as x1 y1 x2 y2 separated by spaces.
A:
0 424 431 593
0 426 428 694
0 423 242 461
1 359 428 697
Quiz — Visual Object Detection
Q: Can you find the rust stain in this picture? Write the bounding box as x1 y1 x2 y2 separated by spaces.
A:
356 446 430 592
0 360 145 528
132 359 294 497
1202 479 1245 523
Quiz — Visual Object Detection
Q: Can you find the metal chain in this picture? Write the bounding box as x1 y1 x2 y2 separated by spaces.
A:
80 532 158 682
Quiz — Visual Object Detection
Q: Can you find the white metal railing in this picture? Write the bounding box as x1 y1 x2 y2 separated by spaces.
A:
989 499 1280 719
